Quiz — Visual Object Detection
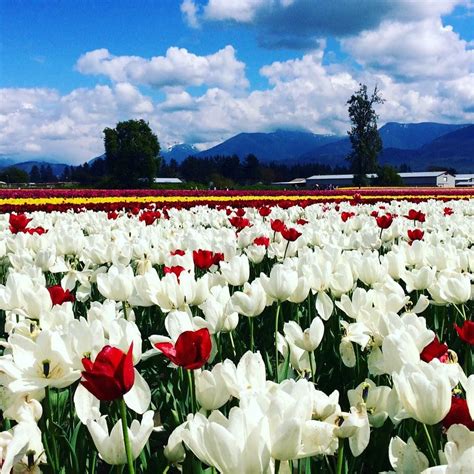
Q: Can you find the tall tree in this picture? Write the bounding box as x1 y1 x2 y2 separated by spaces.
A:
243 154 260 183
103 119 160 188
346 84 384 186
29 165 41 182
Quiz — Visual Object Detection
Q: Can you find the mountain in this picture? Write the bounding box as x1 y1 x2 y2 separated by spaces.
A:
298 137 350 164
196 129 343 162
162 144 199 163
298 122 473 172
379 122 469 149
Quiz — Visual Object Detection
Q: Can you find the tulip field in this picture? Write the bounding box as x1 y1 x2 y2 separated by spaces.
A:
0 189 473 473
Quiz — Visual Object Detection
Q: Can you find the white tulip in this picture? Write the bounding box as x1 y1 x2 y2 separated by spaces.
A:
389 436 429 473
195 364 231 410
97 265 134 301
230 278 267 317
283 317 324 352
219 254 250 286
392 361 452 425
87 411 155 465
260 264 298 302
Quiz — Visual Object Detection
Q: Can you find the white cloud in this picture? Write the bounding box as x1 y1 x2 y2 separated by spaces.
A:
181 0 200 28
0 84 155 164
76 46 249 91
196 0 466 49
342 18 474 81
204 0 268 22
2 37 474 165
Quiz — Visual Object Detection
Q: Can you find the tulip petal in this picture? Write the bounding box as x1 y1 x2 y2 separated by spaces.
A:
124 370 151 414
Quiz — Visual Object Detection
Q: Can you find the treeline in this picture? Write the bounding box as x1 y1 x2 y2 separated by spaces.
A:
160 154 349 187
17 154 416 188
39 154 350 187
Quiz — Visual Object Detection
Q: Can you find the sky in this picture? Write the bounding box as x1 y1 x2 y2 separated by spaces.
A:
0 0 473 165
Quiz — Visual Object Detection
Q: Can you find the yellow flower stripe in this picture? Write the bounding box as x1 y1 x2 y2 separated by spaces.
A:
0 192 473 207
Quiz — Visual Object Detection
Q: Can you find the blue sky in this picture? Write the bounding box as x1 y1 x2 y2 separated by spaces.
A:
1 0 473 164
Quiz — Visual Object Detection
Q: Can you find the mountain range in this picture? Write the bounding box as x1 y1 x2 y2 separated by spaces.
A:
183 122 473 172
1 122 473 176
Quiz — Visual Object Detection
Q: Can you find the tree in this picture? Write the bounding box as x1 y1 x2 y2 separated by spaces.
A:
346 84 384 187
29 165 41 182
243 154 261 183
0 167 29 183
374 164 403 186
103 119 160 188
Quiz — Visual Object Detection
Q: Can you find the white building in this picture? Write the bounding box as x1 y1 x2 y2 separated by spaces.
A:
454 174 474 187
398 172 455 187
305 171 455 188
153 178 183 184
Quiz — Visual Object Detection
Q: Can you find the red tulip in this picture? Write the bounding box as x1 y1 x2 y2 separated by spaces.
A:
48 285 75 306
235 208 246 217
193 250 223 270
107 211 119 220
296 218 308 225
164 265 186 281
406 209 426 222
420 336 449 362
139 211 161 225
259 206 271 217
376 213 393 229
229 216 251 230
407 229 424 242
454 321 474 345
81 344 135 401
171 249 186 256
442 396 474 430
212 252 224 265
341 211 355 222
444 207 454 216
253 236 270 248
271 219 286 233
9 213 32 234
26 226 47 235
155 328 211 370
281 227 302 242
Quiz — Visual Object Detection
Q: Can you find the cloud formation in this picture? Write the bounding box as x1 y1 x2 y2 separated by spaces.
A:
2 39 473 166
342 18 474 81
1 1 473 165
76 46 249 91
186 0 465 49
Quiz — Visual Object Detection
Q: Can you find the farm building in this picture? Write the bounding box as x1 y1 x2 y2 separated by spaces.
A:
305 174 376 189
272 178 307 188
398 172 455 187
305 171 455 188
454 174 474 187
153 177 183 184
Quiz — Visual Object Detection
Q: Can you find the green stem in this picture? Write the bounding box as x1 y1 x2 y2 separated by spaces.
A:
275 459 281 474
122 301 128 320
187 369 196 413
228 331 236 357
308 350 315 383
44 386 59 472
336 439 344 474
422 423 436 465
283 241 290 260
119 398 135 474
249 317 254 352
275 302 281 381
